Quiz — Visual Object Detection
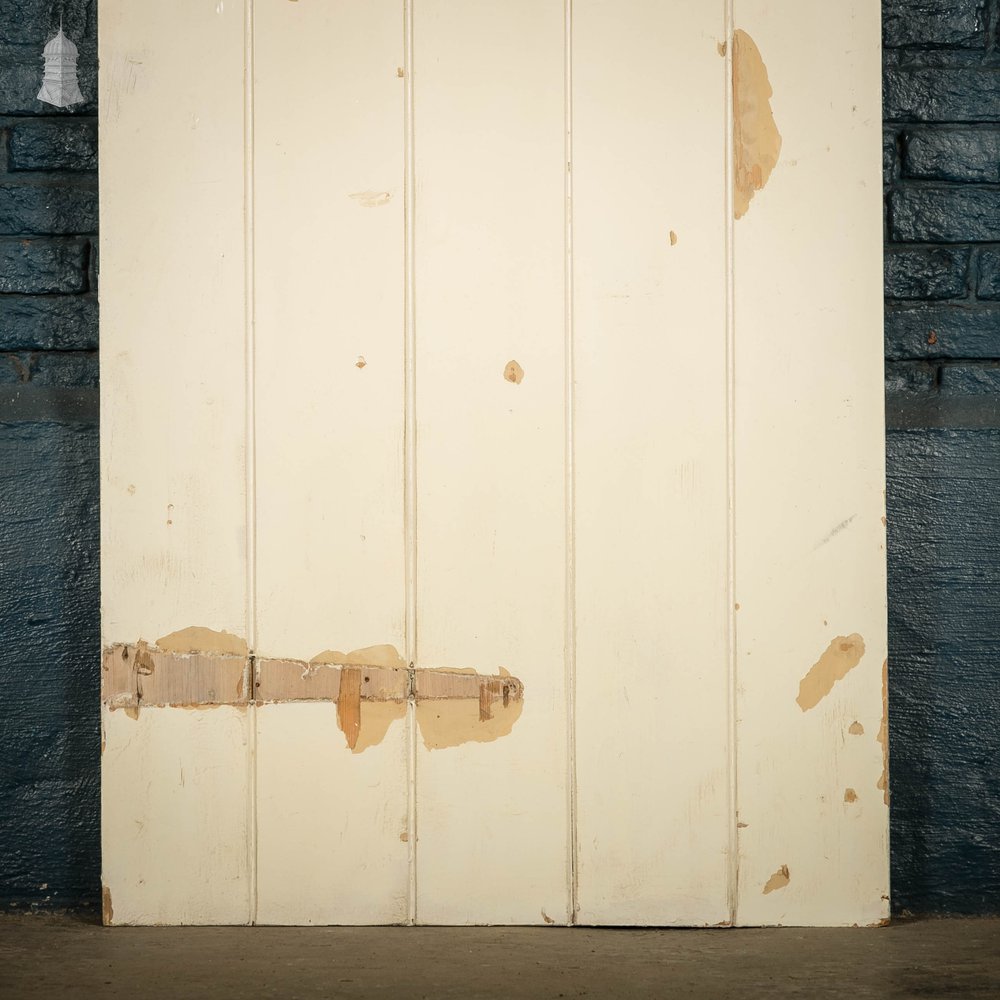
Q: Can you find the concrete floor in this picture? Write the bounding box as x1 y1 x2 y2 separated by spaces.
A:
0 915 997 999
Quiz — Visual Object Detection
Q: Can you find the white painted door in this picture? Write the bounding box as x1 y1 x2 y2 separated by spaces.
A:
99 0 888 926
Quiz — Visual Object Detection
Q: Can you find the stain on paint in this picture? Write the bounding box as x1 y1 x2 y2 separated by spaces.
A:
155 626 248 657
417 699 524 751
102 886 114 926
796 634 866 711
844 788 858 803
349 191 391 208
356 356 367 369
504 360 524 384
877 658 889 805
337 667 362 751
816 514 857 550
669 230 678 246
732 29 782 220
763 865 790 894
849 720 865 736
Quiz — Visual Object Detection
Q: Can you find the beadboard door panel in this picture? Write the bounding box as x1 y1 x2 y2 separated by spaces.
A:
731 0 889 927
251 0 410 926
99 0 252 926
100 0 887 927
572 0 732 927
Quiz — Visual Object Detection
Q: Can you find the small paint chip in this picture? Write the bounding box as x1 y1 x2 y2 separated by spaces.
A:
356 356 367 369
504 360 524 384
400 831 409 843
732 29 782 220
669 230 678 246
848 721 865 736
763 865 790 894
927 330 938 346
844 788 858 803
796 634 866 711
877 658 889 805
397 66 404 78
717 40 727 57
102 886 114 926
349 191 391 208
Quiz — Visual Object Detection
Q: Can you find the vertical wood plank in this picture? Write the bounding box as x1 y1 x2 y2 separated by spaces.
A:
99 0 251 924
732 1 889 926
572 0 732 926
412 0 569 925
251 0 409 924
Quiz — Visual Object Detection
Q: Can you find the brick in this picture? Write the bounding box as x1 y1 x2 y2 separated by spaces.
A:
886 302 1000 358
890 187 1000 243
940 363 1000 395
0 43 97 116
884 67 1000 123
903 128 1000 183
882 0 986 48
976 248 1000 299
8 120 97 172
0 0 94 44
885 246 970 300
0 351 97 388
0 238 87 293
884 131 898 186
885 360 938 395
0 182 97 235
0 294 97 350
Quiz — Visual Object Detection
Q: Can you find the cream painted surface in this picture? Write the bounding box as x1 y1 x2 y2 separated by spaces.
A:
411 0 569 925
255 704 409 925
101 707 251 925
98 0 248 644
99 1 251 925
572 0 732 927
101 0 886 926
251 0 409 923
732 2 889 926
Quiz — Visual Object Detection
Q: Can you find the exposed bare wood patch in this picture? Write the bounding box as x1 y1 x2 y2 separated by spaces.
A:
103 639 525 751
848 720 865 736
504 360 524 384
762 865 790 894
337 668 363 751
877 658 889 805
796 633 866 711
732 29 782 220
102 643 247 715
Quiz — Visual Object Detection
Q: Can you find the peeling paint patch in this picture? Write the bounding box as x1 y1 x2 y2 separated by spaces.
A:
844 788 858 803
796 633 866 711
763 865 790 894
504 360 524 384
877 658 889 805
849 720 865 736
155 626 247 657
732 29 782 220
102 886 113 926
349 191 391 208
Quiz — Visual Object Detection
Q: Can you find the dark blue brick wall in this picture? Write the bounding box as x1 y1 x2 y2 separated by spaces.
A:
884 0 1000 915
0 0 100 914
